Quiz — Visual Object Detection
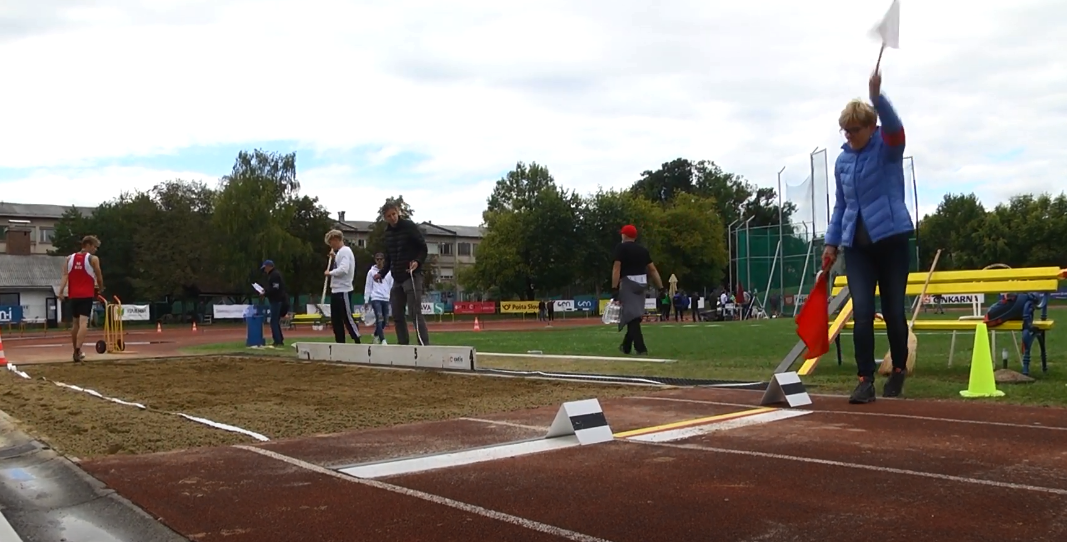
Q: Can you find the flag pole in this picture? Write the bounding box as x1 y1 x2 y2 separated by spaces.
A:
875 42 886 73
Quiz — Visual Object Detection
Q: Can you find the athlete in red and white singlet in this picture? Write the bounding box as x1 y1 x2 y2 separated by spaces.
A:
59 236 104 362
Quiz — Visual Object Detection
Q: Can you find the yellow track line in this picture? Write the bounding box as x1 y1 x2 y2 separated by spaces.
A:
613 407 778 439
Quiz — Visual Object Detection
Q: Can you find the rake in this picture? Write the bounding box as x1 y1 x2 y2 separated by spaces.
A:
315 252 335 322
878 248 942 376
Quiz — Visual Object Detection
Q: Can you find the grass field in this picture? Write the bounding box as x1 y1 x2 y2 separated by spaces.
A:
184 307 1067 406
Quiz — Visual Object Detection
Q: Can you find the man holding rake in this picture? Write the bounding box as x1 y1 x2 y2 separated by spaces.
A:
374 201 430 346
325 229 362 344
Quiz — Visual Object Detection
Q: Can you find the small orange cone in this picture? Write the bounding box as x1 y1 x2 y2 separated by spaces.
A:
473 317 481 331
192 321 198 332
0 329 7 366
156 322 162 333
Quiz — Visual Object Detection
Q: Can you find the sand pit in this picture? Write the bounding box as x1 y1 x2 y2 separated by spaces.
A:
0 355 638 459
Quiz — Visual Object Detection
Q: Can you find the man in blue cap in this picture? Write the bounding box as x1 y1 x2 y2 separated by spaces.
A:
260 259 289 347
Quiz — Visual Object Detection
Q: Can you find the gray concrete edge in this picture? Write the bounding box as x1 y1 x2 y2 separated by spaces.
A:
0 410 189 542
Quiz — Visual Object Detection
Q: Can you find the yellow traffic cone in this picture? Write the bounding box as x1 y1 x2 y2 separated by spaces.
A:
960 322 1005 398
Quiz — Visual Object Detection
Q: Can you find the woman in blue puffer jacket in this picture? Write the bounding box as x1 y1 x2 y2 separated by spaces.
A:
822 70 914 405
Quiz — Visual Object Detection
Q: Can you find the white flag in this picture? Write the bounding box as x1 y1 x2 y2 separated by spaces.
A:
869 0 901 49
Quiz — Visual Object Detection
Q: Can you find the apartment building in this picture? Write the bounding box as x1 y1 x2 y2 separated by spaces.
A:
0 202 95 255
334 211 483 293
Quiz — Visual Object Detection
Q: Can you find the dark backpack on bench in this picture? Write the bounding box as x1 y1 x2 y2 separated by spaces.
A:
983 293 1039 328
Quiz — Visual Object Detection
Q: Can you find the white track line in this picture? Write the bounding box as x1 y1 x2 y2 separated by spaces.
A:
0 511 24 542
633 441 1067 496
458 417 549 431
339 436 581 479
626 410 812 443
234 445 614 542
634 396 1067 431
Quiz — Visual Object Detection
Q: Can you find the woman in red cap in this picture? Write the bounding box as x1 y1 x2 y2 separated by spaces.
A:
611 224 664 354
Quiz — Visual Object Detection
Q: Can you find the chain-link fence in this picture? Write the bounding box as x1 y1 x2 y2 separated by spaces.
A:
730 150 922 317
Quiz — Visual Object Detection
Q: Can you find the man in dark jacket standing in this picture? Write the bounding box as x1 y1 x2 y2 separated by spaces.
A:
260 259 289 347
373 201 430 345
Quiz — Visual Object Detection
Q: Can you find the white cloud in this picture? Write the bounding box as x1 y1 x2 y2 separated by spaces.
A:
1 0 1064 227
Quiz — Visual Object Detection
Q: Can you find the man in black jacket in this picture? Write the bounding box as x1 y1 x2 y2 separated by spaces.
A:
373 201 430 345
260 259 290 347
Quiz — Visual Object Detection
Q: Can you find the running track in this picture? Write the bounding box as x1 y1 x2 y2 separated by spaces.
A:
75 387 1067 541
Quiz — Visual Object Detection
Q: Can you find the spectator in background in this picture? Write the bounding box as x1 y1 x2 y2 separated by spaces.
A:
547 299 555 324
689 291 700 321
260 259 289 347
612 224 664 355
364 252 393 344
673 291 686 321
660 290 671 321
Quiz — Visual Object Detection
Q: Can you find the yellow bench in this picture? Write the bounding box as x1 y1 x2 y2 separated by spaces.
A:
832 265 1063 374
289 312 362 329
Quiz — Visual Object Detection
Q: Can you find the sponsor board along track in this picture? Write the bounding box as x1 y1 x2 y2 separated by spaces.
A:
73 386 1067 542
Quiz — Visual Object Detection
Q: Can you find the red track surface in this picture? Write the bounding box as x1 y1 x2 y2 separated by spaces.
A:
77 387 1067 542
2 315 606 364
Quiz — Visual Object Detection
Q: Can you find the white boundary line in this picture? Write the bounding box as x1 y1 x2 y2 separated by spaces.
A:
634 396 1067 431
480 351 676 363
458 417 549 431
234 445 614 542
633 440 1067 496
4 364 269 441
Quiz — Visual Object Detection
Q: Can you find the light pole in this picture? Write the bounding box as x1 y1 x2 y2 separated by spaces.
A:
727 218 740 291
777 165 786 307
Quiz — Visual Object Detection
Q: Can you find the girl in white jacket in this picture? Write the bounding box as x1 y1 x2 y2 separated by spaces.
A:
364 252 394 344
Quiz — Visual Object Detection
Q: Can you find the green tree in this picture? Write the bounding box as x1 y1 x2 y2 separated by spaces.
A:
285 194 340 302
48 206 92 256
917 193 988 270
469 162 583 299
644 193 729 290
132 180 220 301
212 149 307 293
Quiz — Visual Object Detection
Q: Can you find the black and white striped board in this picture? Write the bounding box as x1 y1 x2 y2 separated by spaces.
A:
544 398 614 445
759 371 812 408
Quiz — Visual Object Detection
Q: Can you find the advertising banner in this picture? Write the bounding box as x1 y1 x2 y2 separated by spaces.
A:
500 301 540 314
453 301 496 314
213 304 252 319
0 305 24 324
120 304 151 321
552 300 575 312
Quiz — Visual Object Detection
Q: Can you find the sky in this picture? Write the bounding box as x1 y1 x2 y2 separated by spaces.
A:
1 0 1064 231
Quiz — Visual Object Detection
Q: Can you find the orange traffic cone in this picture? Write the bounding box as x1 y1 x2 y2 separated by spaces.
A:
0 329 7 366
156 322 162 333
192 321 198 332
473 317 481 331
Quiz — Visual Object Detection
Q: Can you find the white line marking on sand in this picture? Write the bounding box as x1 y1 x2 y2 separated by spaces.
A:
626 410 812 443
637 395 1067 431
634 441 1067 496
459 417 549 432
235 445 615 542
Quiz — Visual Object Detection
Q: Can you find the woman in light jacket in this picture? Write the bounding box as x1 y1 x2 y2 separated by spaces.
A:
822 70 914 405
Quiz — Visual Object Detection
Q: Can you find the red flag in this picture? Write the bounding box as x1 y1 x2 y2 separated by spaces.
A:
795 271 830 359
